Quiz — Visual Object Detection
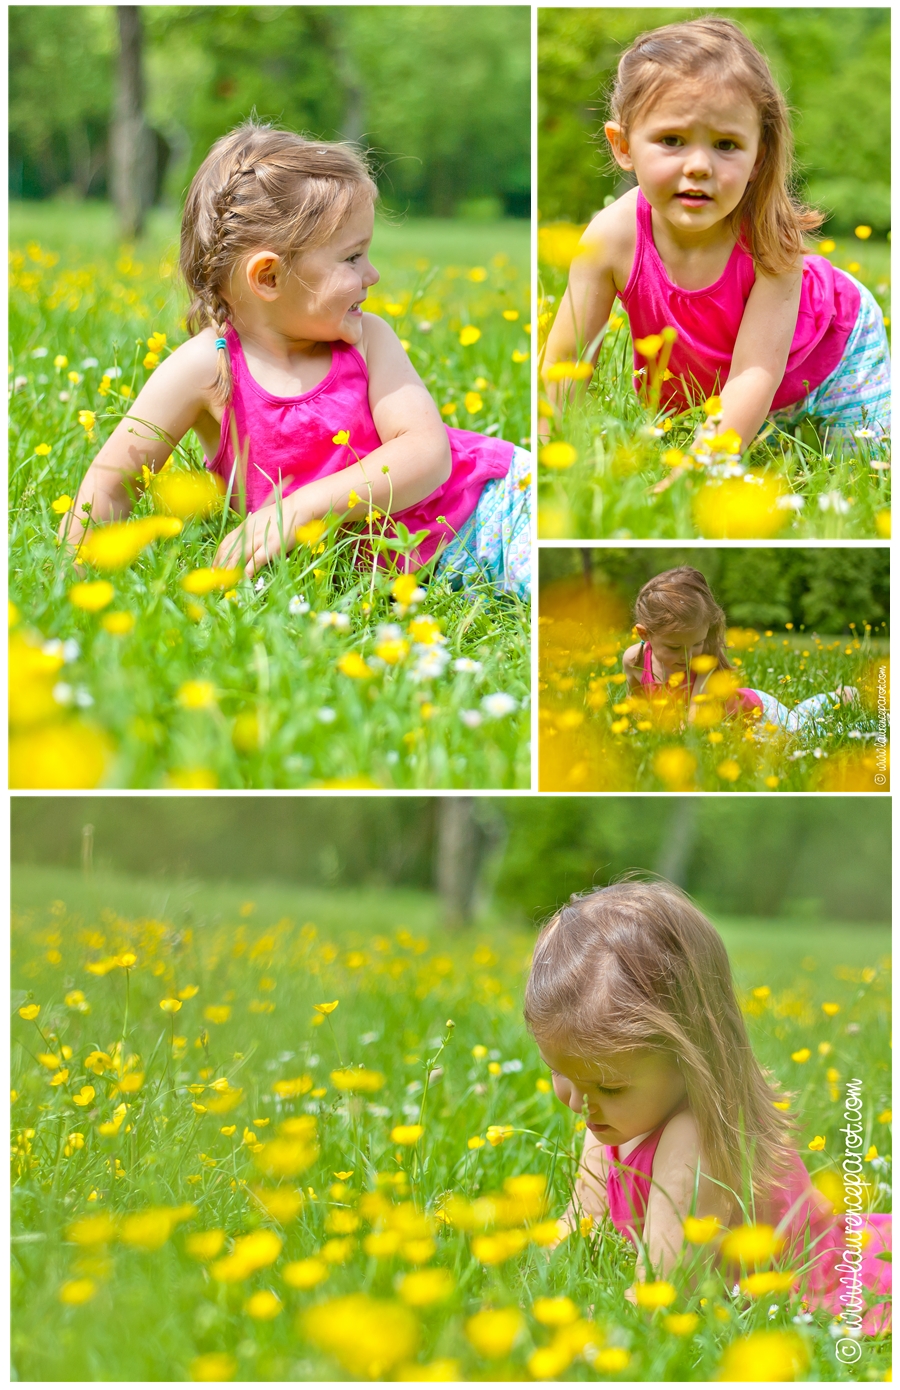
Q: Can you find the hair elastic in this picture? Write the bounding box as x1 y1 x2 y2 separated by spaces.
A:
215 337 227 350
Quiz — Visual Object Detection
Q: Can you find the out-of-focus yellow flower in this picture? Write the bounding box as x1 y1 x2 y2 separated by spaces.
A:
821 1002 841 1016
464 391 483 414
634 334 664 358
594 1348 631 1372
147 331 167 353
819 239 836 254
18 1004 40 1020
246 1290 282 1319
398 1269 455 1306
69 580 115 612
78 516 183 569
791 1048 811 1063
59 1278 96 1305
72 1085 96 1106
151 469 224 520
297 518 327 546
694 475 787 539
391 1124 424 1145
177 680 217 711
716 759 741 782
159 998 182 1013
101 611 135 635
465 1307 523 1358
854 225 872 239
683 1215 722 1244
210 1228 282 1282
654 747 697 791
181 566 241 595
77 410 95 432
740 1271 795 1297
302 1293 420 1379
186 1230 226 1260
664 1312 699 1336
718 1330 808 1381
337 651 373 678
283 1257 329 1289
545 360 592 381
459 326 481 346
875 510 890 539
34 442 52 456
539 442 577 469
189 1353 236 1382
533 1296 579 1326
375 638 409 665
631 1280 677 1309
538 223 586 270
9 720 112 790
720 1223 783 1265
330 1067 384 1093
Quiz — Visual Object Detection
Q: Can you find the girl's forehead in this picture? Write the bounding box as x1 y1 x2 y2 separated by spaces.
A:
540 1042 641 1083
634 77 761 134
652 623 709 646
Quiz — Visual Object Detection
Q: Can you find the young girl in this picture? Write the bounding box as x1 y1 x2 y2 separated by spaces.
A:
542 17 890 450
621 566 857 733
524 879 891 1333
61 121 531 598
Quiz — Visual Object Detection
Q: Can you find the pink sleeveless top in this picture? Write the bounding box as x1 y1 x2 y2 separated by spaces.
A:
205 324 514 566
638 641 763 716
620 191 861 413
606 1124 891 1334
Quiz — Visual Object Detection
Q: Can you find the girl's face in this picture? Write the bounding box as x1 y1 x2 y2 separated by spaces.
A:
607 81 764 238
637 622 709 672
539 1041 687 1146
242 195 380 346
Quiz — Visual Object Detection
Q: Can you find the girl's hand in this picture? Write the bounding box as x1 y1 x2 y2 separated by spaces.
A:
213 499 298 577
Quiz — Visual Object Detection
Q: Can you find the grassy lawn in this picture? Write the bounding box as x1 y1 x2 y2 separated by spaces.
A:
538 230 891 540
11 865 891 1381
9 203 531 790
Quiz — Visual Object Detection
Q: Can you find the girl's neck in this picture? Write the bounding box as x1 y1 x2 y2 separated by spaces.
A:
645 197 739 291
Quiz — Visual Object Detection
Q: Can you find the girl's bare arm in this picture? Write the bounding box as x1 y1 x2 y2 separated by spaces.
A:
622 641 644 691
639 1110 734 1278
541 197 634 414
716 267 803 450
558 1127 609 1238
59 334 218 547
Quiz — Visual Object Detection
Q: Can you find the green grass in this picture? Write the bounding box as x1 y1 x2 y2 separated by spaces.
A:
539 612 889 792
9 203 531 789
10 866 891 1381
538 235 891 540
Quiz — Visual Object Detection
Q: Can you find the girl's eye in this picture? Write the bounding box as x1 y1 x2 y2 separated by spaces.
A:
347 253 363 264
716 140 738 151
660 136 682 147
596 1086 624 1096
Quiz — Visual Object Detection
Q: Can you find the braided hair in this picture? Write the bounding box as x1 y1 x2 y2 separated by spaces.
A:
180 120 377 403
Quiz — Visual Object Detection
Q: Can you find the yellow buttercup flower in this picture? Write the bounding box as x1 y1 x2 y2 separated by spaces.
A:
459 326 481 346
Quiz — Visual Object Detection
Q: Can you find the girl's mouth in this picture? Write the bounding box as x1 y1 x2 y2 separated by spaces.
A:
588 1122 612 1134
348 299 365 315
677 190 712 206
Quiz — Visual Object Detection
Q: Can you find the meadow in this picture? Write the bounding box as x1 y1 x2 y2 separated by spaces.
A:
537 229 891 541
8 205 531 790
11 865 892 1382
539 585 889 792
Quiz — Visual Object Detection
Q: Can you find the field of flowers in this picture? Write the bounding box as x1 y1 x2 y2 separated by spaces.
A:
537 227 891 541
9 207 531 789
539 579 889 792
10 865 891 1381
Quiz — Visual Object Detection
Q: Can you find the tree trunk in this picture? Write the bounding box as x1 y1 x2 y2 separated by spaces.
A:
110 7 154 239
435 797 481 927
654 798 698 887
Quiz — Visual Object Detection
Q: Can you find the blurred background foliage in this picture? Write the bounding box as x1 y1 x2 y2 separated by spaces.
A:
9 4 530 218
11 795 891 923
538 547 891 633
538 6 890 233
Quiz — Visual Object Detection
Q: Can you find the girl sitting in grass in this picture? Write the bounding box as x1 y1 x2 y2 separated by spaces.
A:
621 566 858 733
524 878 892 1332
61 120 530 597
542 16 890 452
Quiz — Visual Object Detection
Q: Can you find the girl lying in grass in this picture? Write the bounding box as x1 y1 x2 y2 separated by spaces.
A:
525 878 891 1332
61 120 530 598
622 567 858 732
542 17 890 455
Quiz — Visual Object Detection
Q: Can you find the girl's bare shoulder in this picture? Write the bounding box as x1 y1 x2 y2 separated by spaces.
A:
577 188 639 288
160 328 220 404
654 1108 702 1172
622 640 643 672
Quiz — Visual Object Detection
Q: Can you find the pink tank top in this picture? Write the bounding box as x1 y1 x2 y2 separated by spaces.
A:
638 641 763 716
605 1123 891 1334
620 191 861 413
205 324 514 566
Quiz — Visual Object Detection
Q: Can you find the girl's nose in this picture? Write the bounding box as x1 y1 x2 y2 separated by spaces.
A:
683 146 712 178
365 261 380 288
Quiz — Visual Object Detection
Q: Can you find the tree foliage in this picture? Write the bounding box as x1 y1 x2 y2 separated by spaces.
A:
538 6 890 232
9 4 530 216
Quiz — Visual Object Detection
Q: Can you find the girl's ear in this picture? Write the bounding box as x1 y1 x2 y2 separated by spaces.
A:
634 623 649 640
605 122 634 172
244 251 281 301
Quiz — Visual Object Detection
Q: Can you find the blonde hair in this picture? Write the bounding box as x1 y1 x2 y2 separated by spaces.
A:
523 877 796 1197
608 16 823 274
180 120 377 403
633 566 732 670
